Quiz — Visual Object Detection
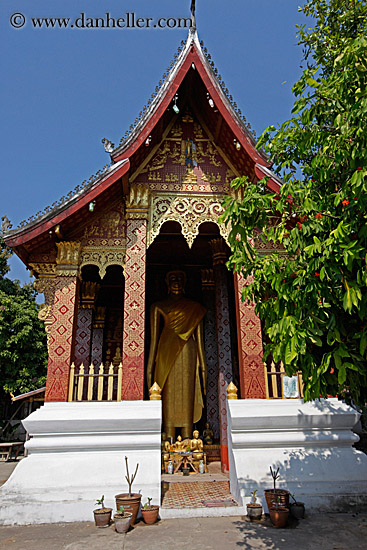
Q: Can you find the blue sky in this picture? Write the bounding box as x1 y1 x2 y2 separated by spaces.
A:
0 0 309 284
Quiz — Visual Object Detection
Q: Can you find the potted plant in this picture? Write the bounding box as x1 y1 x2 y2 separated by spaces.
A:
269 496 289 528
141 497 160 525
264 466 290 512
115 456 142 526
289 493 305 519
114 506 133 533
246 490 263 521
93 495 112 528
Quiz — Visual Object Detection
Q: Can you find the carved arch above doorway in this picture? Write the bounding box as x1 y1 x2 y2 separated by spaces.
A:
147 193 230 248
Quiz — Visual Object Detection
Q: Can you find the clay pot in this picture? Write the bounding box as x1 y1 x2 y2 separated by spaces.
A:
141 505 159 525
115 493 142 526
269 506 289 528
246 503 263 521
114 512 132 533
264 489 290 512
182 467 190 476
93 507 112 528
290 502 305 519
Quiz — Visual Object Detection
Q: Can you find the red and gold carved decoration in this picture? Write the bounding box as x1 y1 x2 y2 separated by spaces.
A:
45 241 81 402
121 185 149 400
45 276 79 402
80 200 126 248
234 273 266 399
134 114 233 194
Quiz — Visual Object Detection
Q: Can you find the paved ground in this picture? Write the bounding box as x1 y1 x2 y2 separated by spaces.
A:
1 459 367 549
1 514 367 550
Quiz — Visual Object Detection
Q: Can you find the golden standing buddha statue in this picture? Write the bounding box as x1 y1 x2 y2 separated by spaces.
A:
146 270 207 440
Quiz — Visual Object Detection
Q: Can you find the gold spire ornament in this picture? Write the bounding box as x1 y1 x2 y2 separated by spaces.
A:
149 382 162 401
227 382 238 400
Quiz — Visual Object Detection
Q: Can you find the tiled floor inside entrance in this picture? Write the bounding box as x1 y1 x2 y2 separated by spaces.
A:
161 463 239 509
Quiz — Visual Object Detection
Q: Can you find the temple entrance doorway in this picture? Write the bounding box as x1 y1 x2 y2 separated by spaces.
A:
145 221 239 480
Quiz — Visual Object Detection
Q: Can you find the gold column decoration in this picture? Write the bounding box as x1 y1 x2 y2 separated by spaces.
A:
149 382 162 401
201 268 215 290
80 281 100 309
93 306 106 329
56 241 81 276
31 263 57 349
227 382 238 400
126 183 150 219
209 238 228 266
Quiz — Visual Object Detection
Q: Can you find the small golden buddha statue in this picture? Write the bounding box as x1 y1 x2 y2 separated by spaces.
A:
190 430 204 460
203 422 214 445
161 432 170 461
174 435 185 452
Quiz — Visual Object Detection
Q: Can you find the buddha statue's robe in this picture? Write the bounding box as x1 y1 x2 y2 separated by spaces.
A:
153 297 206 435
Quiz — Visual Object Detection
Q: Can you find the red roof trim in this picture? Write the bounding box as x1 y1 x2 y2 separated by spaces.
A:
5 160 130 248
112 41 270 169
254 165 281 193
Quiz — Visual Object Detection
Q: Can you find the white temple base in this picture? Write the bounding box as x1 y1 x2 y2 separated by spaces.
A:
227 398 367 512
0 401 162 525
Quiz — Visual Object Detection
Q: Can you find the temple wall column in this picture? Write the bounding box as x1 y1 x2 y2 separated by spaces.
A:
210 238 233 472
234 273 266 399
73 282 99 367
44 242 81 402
121 185 149 400
201 269 220 441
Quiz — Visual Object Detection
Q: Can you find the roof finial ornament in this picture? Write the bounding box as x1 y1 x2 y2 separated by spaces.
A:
190 0 196 30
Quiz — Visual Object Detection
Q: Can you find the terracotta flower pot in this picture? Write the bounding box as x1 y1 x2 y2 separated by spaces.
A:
115 493 142 526
141 505 159 525
93 507 112 528
269 506 289 528
114 512 132 533
264 489 290 512
246 503 263 521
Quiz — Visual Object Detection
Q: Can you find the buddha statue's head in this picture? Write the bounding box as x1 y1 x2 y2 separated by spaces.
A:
193 430 199 439
166 270 186 296
177 435 182 442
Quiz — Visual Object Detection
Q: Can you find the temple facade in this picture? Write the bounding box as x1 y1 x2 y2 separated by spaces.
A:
2 28 366 525
4 30 281 468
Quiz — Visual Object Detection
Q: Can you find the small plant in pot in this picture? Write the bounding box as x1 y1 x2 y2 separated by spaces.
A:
115 456 142 526
264 466 290 512
114 506 133 533
141 497 160 525
246 490 263 521
93 495 112 528
269 496 289 528
289 493 305 519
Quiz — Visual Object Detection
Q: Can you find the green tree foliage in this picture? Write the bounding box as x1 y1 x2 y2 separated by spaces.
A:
221 0 367 405
0 236 47 395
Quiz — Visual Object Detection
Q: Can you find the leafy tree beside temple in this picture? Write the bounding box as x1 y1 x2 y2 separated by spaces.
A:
0 235 47 395
221 0 367 406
